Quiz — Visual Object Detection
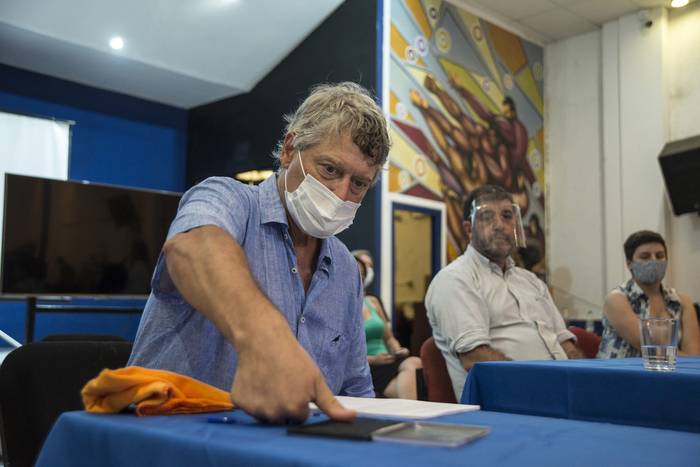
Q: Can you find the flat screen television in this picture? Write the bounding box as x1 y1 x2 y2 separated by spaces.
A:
1 174 181 297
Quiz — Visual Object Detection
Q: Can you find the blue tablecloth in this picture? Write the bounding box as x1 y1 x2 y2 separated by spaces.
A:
35 409 700 467
462 357 700 432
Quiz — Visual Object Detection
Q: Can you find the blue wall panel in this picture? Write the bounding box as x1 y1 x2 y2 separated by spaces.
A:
69 114 185 191
0 65 188 344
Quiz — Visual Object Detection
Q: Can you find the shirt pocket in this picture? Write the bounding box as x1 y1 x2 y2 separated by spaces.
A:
528 295 555 329
319 325 350 393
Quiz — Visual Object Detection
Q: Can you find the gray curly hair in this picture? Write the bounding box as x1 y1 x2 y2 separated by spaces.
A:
273 82 390 172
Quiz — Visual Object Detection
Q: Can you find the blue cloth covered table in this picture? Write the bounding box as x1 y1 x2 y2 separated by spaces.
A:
462 356 700 432
36 409 700 467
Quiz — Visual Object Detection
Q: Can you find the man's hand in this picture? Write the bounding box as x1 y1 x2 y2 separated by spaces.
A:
561 339 586 359
368 353 396 365
231 318 356 424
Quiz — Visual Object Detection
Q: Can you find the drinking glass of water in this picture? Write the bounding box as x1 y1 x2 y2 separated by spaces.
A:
640 318 679 371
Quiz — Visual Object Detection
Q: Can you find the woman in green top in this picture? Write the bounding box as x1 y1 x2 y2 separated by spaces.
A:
354 252 422 399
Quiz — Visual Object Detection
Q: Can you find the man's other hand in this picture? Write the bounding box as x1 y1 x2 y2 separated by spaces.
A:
561 339 587 359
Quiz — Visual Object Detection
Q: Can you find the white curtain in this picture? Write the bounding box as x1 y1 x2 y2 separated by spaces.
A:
0 110 70 263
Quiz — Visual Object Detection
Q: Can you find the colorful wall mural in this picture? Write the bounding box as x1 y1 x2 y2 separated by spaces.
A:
387 0 546 271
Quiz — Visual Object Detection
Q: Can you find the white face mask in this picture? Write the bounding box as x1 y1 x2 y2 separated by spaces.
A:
363 266 374 288
284 151 360 238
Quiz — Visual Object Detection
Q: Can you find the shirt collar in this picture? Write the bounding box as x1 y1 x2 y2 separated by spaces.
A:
663 284 681 303
466 244 515 273
258 173 333 268
625 278 680 304
625 279 645 302
258 174 288 226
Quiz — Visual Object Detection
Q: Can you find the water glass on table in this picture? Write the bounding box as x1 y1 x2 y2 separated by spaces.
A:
640 317 679 371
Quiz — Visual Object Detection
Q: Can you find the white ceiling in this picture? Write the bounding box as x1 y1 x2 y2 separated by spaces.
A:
0 0 684 109
0 0 344 108
454 0 674 43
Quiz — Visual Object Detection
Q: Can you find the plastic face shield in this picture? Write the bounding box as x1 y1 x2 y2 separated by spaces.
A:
470 200 526 249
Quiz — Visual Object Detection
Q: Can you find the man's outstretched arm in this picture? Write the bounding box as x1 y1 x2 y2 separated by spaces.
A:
163 224 354 424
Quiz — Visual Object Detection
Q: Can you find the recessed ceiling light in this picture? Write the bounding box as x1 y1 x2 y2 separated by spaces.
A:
109 36 124 50
671 0 689 7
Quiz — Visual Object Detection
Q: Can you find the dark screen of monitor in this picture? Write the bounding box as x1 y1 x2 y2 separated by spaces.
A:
1 174 181 296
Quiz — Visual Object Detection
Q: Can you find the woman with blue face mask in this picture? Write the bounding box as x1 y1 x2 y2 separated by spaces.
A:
597 230 700 358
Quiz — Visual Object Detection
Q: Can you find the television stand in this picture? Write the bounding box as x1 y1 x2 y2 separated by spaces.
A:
25 297 144 343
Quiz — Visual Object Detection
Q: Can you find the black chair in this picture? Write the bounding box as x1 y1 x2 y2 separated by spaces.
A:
0 341 132 467
41 333 127 342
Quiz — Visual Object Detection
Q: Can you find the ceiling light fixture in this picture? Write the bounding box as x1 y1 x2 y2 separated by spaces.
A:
234 169 274 185
109 36 124 50
671 0 689 7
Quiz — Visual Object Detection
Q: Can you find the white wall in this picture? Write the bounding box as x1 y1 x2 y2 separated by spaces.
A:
665 2 700 301
601 21 624 298
546 5 700 319
615 8 669 246
667 3 700 141
545 31 605 319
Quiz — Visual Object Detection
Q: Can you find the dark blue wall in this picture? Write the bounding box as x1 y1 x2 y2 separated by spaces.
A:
187 0 381 296
0 64 188 344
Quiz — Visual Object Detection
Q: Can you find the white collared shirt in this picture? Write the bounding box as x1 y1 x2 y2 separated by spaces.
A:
425 245 575 400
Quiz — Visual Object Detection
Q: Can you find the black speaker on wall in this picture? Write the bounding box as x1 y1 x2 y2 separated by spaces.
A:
658 134 700 216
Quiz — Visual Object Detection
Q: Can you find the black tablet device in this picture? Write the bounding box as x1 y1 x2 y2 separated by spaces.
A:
288 418 490 447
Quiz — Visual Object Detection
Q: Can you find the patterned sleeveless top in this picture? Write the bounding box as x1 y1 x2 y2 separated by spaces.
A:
597 279 682 358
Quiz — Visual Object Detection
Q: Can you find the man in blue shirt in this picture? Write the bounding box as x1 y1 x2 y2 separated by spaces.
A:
129 82 390 423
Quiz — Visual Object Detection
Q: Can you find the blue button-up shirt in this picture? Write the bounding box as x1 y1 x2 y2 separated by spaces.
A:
128 175 373 396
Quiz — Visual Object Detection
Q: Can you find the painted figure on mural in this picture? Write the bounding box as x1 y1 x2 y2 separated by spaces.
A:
408 74 538 262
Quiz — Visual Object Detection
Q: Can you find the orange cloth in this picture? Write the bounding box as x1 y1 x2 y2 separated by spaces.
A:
82 366 233 416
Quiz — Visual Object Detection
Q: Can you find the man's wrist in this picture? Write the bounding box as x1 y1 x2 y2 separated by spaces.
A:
229 303 291 352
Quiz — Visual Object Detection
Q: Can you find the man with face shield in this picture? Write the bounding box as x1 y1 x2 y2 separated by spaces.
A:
425 185 584 400
597 230 700 358
128 82 390 424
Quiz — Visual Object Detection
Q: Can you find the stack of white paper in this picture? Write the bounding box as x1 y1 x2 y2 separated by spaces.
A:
311 396 480 420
